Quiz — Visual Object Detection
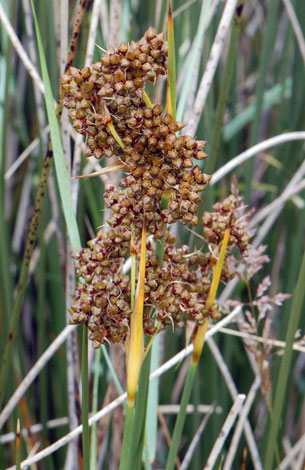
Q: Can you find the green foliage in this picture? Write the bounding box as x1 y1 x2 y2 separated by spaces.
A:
0 1 305 469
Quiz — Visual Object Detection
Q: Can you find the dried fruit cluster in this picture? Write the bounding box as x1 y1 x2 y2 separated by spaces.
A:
70 228 223 347
65 29 254 347
62 27 168 161
70 192 251 348
62 28 210 238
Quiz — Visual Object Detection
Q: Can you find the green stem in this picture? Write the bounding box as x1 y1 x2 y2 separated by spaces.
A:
90 348 101 470
0 0 85 412
82 326 90 470
0 153 52 412
245 0 279 202
120 401 135 470
101 345 124 397
165 361 197 470
128 347 152 470
264 248 305 470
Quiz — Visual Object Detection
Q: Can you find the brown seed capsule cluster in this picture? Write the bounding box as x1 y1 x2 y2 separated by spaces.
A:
66 29 254 347
192 193 255 286
69 226 226 346
62 28 211 235
62 28 168 161
202 194 253 255
142 234 223 333
102 109 211 238
69 226 132 347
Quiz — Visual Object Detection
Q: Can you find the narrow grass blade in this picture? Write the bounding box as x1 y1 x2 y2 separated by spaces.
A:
90 348 101 470
119 402 135 470
31 0 81 252
264 248 305 470
144 335 159 464
223 78 292 142
81 326 90 470
128 347 152 470
176 0 212 121
245 0 280 201
166 228 230 470
165 363 197 470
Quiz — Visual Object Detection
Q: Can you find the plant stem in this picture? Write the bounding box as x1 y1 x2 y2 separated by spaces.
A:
165 363 197 470
0 0 86 411
264 247 305 470
120 401 135 470
82 326 90 470
90 347 101 470
205 0 243 176
166 228 230 468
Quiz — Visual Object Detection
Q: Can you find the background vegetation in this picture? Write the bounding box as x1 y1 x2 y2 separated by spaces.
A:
0 0 305 468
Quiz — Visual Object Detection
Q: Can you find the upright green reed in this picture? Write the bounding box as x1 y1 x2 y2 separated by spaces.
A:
1 2 305 469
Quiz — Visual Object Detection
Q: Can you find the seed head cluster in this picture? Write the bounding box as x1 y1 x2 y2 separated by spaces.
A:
65 29 253 347
62 28 210 238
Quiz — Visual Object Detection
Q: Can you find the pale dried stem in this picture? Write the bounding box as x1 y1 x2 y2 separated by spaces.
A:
282 0 305 67
211 132 305 185
0 325 77 430
220 144 305 301
158 404 222 415
186 0 239 137
22 0 47 145
251 178 305 227
4 308 242 468
85 0 103 67
4 127 48 180
0 3 44 93
11 171 33 253
279 433 305 470
204 394 246 470
100 0 109 43
223 377 261 470
207 338 263 470
60 0 69 75
60 0 71 173
0 405 222 445
176 0 219 99
295 444 305 470
180 405 214 470
65 239 79 470
109 0 121 47
0 417 69 444
219 327 305 354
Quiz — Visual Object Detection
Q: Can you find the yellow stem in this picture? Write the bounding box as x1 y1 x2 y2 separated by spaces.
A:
126 223 146 404
192 227 230 364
